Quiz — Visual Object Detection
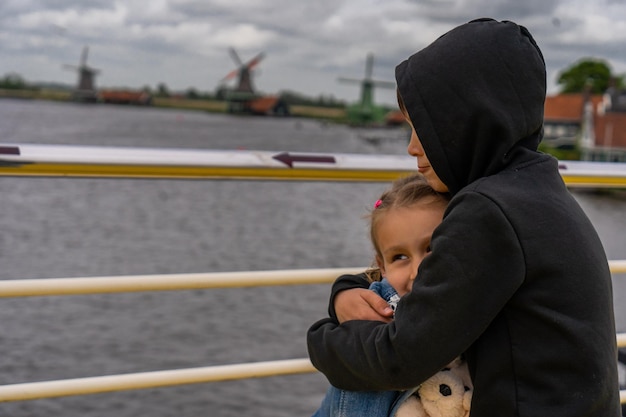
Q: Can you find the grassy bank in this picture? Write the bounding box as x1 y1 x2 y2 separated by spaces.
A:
0 89 348 122
153 97 347 121
152 97 228 113
0 88 72 101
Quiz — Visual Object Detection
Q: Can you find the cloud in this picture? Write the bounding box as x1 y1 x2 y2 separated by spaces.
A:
1 0 625 105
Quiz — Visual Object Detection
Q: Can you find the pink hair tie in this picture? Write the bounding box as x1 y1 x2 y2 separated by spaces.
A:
374 199 383 209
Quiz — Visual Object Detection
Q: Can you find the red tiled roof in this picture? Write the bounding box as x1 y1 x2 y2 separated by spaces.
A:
544 94 603 122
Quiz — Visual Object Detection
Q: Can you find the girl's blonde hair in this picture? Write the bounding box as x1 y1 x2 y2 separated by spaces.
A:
365 173 450 282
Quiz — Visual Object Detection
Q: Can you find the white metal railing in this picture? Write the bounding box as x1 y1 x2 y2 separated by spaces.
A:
0 359 317 402
0 262 624 297
0 267 365 298
0 263 624 403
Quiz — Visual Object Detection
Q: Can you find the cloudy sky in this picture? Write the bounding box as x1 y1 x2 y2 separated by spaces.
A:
1 0 625 105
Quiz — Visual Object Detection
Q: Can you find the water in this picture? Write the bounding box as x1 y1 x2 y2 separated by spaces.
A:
0 99 624 416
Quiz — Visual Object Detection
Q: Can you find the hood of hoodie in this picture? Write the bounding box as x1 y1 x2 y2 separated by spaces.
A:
395 18 546 196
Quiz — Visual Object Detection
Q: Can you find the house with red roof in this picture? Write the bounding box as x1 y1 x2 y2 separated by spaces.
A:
543 89 626 162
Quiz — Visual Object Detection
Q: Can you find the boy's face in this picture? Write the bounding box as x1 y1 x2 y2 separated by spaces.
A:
402 111 449 193
375 204 444 296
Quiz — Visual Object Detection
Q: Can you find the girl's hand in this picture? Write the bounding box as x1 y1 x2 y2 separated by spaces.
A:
334 288 394 323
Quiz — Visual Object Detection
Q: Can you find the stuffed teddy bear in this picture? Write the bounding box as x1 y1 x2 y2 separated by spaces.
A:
394 356 472 417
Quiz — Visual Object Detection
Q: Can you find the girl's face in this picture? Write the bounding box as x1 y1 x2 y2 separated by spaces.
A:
403 111 449 193
375 203 444 296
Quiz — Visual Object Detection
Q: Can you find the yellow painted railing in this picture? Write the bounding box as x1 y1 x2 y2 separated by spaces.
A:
0 263 624 403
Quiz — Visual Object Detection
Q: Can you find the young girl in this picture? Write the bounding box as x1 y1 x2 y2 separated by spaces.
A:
312 173 470 417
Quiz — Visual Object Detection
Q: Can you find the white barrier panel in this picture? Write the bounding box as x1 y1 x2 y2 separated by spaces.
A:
0 144 415 181
2 143 626 186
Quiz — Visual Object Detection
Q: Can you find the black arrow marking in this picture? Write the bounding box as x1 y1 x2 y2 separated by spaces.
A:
272 152 336 168
0 146 26 167
0 146 20 155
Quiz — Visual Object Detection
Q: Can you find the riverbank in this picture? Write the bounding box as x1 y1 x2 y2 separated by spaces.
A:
153 96 347 121
0 88 348 122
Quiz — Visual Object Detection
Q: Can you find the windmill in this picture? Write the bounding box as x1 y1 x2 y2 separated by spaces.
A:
64 46 100 102
218 47 289 115
221 47 265 95
338 53 396 125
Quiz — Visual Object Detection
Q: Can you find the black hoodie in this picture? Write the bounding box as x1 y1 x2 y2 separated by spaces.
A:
307 19 620 417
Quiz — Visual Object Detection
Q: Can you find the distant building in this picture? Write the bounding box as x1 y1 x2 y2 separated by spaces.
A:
581 88 626 162
543 94 602 149
543 89 626 162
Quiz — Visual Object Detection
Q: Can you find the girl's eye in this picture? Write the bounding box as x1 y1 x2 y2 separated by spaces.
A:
391 254 408 262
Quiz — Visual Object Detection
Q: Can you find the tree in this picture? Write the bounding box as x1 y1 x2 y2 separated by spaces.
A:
0 72 28 89
186 87 200 99
156 82 170 97
556 59 618 94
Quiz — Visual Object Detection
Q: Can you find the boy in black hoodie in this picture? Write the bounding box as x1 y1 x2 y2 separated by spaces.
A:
307 18 621 417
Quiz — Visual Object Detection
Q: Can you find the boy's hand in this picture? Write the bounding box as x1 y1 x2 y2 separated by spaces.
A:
334 288 394 323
